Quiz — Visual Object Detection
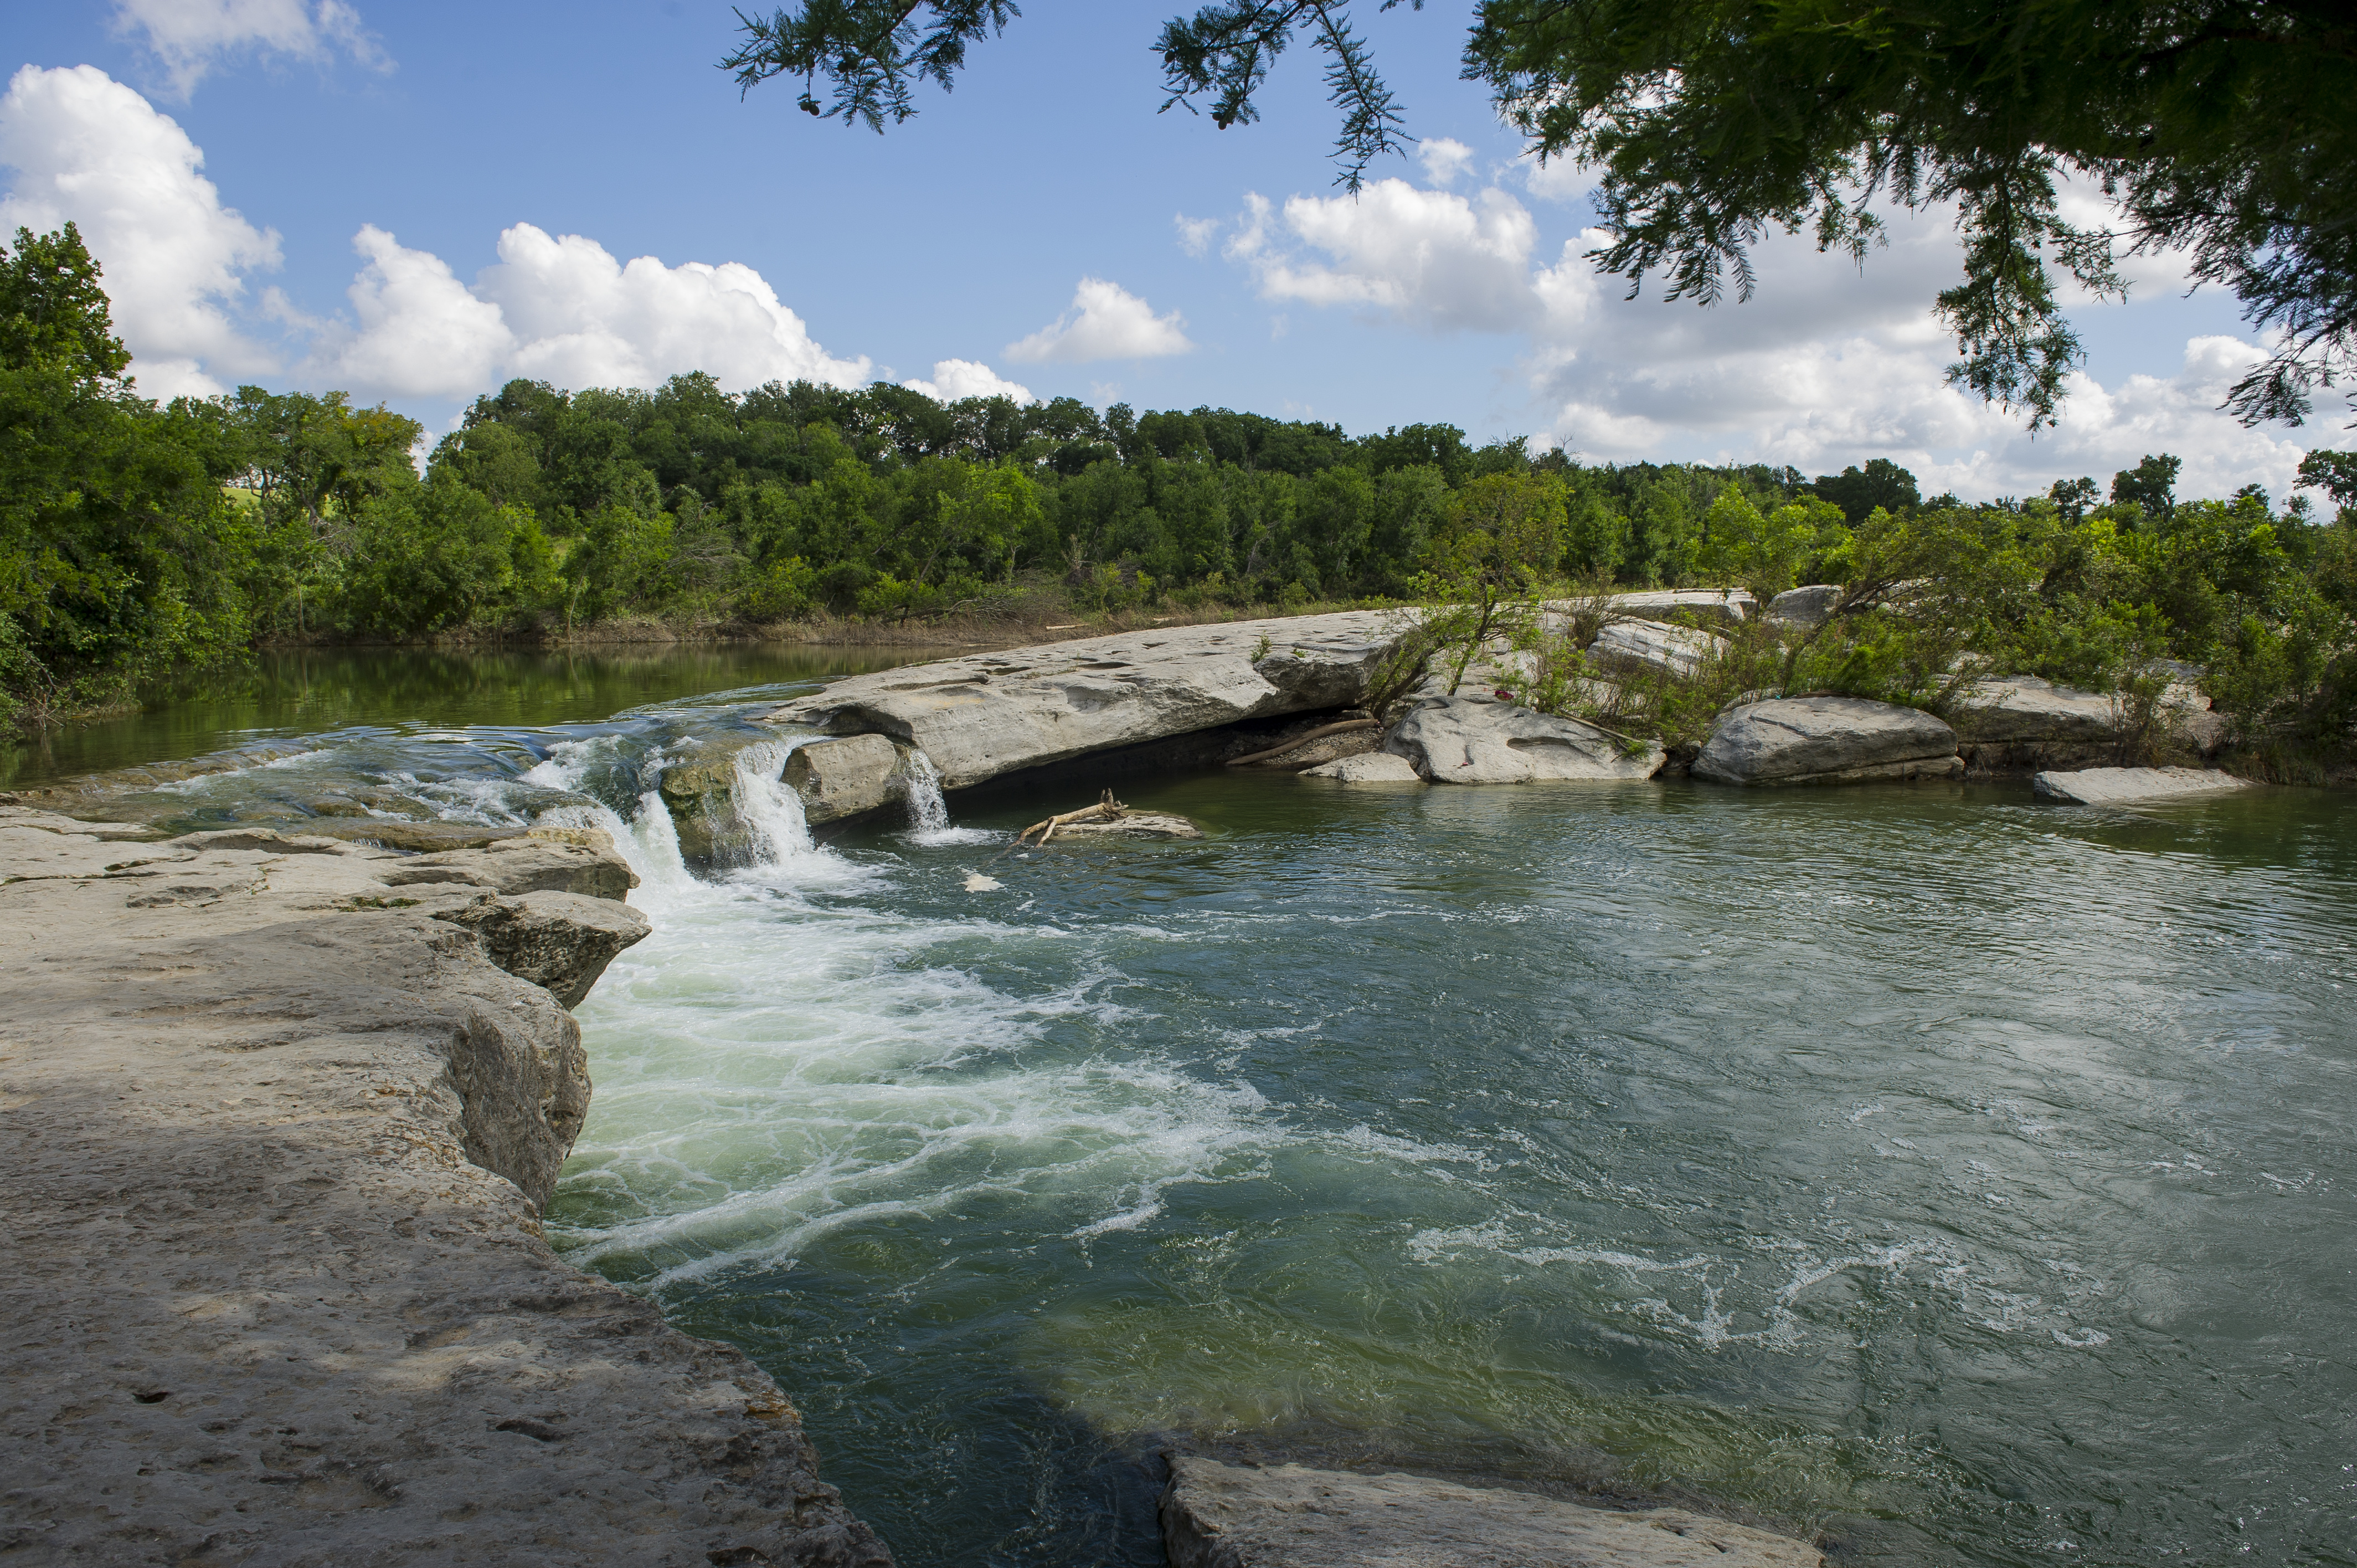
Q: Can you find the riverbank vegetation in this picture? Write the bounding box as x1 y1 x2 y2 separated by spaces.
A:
5 224 2354 771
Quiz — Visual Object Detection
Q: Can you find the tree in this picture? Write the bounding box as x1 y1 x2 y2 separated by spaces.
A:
0 223 132 385
728 3 2357 429
2111 453 2183 517
1813 460 1921 527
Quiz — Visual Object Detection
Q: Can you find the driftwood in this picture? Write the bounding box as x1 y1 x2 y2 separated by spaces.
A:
1222 718 1380 769
1016 790 1127 848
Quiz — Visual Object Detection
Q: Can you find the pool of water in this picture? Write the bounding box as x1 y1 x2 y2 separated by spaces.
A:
33 650 2357 1567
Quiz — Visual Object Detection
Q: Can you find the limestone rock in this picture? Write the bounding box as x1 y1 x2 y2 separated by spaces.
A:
1301 752 1424 782
2032 766 2256 804
0 813 887 1566
1547 589 1756 624
1766 584 1843 627
784 732 907 823
1694 697 1960 786
765 611 1405 790
1386 696 1665 783
1588 618 1727 680
379 834 640 900
1161 1456 1822 1568
434 889 652 1010
658 731 791 862
306 819 529 853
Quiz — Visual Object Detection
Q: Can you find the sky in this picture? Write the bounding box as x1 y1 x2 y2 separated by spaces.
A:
0 0 2323 501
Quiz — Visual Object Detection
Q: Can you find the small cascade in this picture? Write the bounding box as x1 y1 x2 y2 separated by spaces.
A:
727 737 831 874
903 749 950 833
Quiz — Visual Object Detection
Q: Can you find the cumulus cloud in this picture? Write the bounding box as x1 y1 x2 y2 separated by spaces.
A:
902 358 1033 404
1005 277 1192 363
112 0 389 97
1174 213 1219 257
1416 137 1476 187
0 64 281 396
322 225 512 398
1228 182 1539 333
1212 163 2304 495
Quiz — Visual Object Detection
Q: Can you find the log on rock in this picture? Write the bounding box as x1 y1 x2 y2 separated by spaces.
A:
1011 792 1203 847
1224 718 1380 768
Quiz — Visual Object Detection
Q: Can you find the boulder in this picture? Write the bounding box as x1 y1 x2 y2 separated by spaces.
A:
765 610 1404 790
783 732 907 823
1588 618 1727 680
2032 766 2256 804
1694 697 1960 786
1300 752 1424 782
433 889 652 1008
657 732 792 860
1386 696 1665 784
1546 589 1756 624
1766 584 1842 628
1948 674 2225 770
1161 1455 1823 1568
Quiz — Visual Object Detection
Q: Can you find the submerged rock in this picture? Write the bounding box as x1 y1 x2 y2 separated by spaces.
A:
1694 697 1960 786
1588 617 1728 680
783 732 907 823
765 611 1403 790
1160 1455 1823 1567
1386 696 1665 783
1300 752 1423 782
2032 766 2255 804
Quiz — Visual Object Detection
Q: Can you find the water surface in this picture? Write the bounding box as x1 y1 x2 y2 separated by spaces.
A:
34 649 2357 1567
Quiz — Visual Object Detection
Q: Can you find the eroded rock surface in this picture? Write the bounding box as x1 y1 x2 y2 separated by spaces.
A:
784 732 907 823
1386 696 1665 784
1588 618 1727 680
1766 584 1842 627
1694 697 1961 786
0 809 888 1567
1160 1456 1823 1567
2031 766 2256 804
765 612 1403 790
1300 752 1424 782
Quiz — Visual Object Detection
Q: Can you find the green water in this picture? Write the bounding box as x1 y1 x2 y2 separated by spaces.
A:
30 648 2357 1566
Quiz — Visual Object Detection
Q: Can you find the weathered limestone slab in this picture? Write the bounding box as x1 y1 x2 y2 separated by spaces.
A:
378 830 641 901
1547 589 1756 624
783 732 906 823
1301 752 1424 782
765 611 1404 790
1161 1456 1822 1567
1766 584 1842 627
0 809 888 1566
2032 766 2256 804
1387 696 1665 784
1694 697 1960 786
1588 617 1728 680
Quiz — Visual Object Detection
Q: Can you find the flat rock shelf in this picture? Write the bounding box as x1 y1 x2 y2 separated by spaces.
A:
0 809 889 1568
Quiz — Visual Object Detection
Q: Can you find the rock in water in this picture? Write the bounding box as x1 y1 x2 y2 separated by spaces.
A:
1300 752 1424 782
784 733 905 823
1694 697 1960 786
2032 766 2255 804
434 890 653 1008
1587 618 1728 680
1160 1456 1823 1567
765 611 1403 790
1044 811 1203 840
1385 696 1665 783
1766 584 1842 627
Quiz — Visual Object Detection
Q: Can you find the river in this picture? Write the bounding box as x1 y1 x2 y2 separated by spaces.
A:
19 646 2356 1567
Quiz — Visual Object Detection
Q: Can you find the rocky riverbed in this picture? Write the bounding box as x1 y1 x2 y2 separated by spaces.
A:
0 809 889 1566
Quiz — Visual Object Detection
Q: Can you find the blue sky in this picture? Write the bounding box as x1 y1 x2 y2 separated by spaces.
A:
1 1 2316 500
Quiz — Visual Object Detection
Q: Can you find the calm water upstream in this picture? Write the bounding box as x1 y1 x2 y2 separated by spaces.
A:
31 648 2357 1567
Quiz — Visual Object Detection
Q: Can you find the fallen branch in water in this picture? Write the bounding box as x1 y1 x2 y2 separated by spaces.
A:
1017 790 1127 848
1222 718 1380 768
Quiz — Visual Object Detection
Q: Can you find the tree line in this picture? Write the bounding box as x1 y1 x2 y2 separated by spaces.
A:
4 222 2354 756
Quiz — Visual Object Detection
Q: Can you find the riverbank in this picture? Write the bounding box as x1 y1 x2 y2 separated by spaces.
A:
0 811 888 1566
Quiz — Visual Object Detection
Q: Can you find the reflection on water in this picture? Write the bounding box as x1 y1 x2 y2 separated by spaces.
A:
0 642 960 791
27 652 2357 1568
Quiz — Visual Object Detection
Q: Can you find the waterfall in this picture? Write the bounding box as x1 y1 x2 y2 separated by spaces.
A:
903 749 950 833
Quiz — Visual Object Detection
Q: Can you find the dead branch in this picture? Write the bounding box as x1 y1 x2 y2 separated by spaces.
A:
1223 719 1380 768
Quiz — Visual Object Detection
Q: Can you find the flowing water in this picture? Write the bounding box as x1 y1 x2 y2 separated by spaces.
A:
29 649 2357 1567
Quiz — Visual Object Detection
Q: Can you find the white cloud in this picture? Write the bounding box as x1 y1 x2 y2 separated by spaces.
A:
1521 154 1588 205
902 358 1033 404
1174 213 1219 257
1005 277 1192 363
1231 180 1540 333
0 64 280 396
1416 137 1475 187
472 224 871 393
322 225 512 399
111 0 389 97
